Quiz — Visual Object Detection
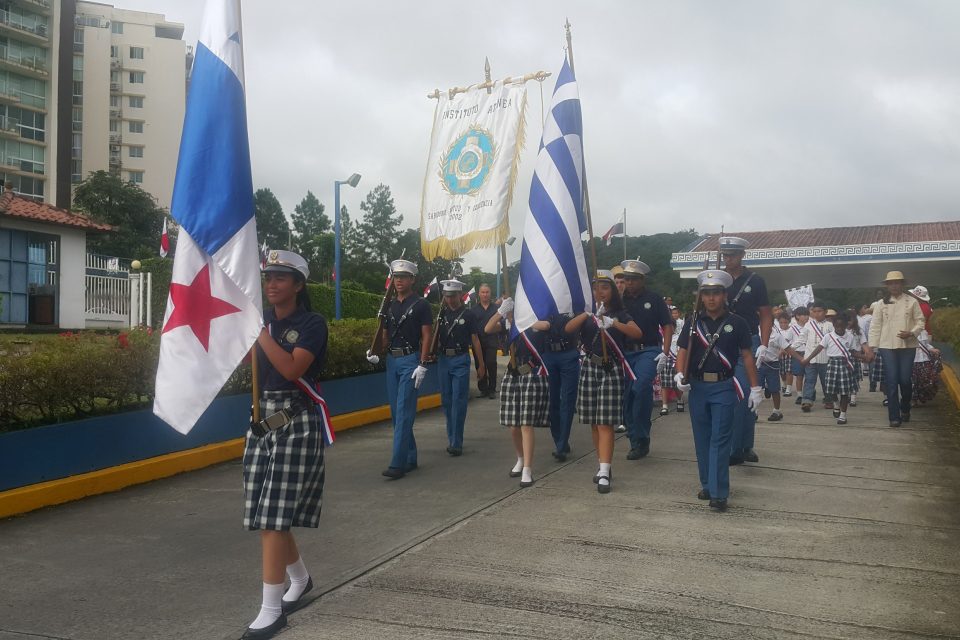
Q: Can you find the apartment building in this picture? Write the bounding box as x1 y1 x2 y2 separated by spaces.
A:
72 1 185 209
0 0 60 203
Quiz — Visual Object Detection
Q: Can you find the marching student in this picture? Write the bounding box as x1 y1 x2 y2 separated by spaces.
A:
760 317 792 422
800 302 833 413
776 311 793 394
847 310 872 406
563 270 643 493
542 307 582 463
620 259 675 460
720 236 772 466
612 265 629 433
858 303 876 391
658 307 686 415
800 311 863 425
368 259 433 479
674 269 762 512
243 251 329 639
485 297 550 488
785 307 810 403
869 298 886 397
868 271 926 427
436 279 486 456
470 283 500 399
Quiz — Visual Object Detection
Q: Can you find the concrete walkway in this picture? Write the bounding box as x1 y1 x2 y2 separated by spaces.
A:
1 367 959 639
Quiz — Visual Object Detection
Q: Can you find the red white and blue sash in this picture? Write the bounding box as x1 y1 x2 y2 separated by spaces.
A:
828 334 855 372
295 377 336 446
519 332 549 377
917 340 933 358
790 322 803 338
695 320 744 400
592 315 637 382
810 321 825 340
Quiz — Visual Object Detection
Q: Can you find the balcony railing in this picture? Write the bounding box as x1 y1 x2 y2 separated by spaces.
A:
0 45 48 74
110 82 121 93
0 9 48 39
1 156 44 175
109 133 122 144
0 115 19 133
109 107 122 118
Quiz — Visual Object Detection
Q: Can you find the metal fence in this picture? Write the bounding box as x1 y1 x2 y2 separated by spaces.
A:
84 255 152 327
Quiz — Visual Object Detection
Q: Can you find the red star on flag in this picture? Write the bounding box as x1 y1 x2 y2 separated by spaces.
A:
162 264 241 351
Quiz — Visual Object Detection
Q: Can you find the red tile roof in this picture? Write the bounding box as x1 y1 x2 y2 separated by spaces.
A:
0 191 112 232
690 221 960 251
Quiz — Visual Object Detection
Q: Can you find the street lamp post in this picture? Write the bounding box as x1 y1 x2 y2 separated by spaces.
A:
334 173 361 320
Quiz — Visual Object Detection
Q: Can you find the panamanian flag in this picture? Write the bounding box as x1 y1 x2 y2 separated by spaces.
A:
154 0 262 434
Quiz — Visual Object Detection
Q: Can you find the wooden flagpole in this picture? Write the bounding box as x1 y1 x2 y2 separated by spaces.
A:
250 347 260 423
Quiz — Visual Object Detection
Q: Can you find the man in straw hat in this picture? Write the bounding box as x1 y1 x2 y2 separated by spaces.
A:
868 271 925 427
675 268 762 512
719 236 772 465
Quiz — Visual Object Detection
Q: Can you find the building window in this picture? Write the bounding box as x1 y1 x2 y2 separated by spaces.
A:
129 121 143 133
130 47 144 59
112 21 124 34
109 120 119 133
128 96 143 108
128 171 143 184
110 95 120 107
129 146 143 158
110 45 119 58
129 71 144 84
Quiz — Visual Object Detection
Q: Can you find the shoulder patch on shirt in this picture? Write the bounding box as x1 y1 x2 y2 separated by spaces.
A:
644 302 652 309
724 324 733 333
283 329 299 344
744 285 752 293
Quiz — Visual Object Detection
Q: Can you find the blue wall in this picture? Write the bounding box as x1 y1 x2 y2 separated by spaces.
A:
0 368 439 492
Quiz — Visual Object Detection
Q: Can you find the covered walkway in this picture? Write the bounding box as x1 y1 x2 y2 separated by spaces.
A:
670 220 960 290
1 362 958 639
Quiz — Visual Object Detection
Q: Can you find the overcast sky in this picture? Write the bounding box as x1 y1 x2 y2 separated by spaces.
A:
121 0 960 270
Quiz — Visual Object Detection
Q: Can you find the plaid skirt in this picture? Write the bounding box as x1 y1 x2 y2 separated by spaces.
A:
912 358 942 404
870 353 885 384
851 355 863 393
499 369 550 427
243 391 325 531
824 357 855 396
780 353 793 374
657 355 677 390
577 357 625 425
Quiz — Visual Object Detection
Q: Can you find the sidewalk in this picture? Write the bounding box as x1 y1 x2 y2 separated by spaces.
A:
2 367 959 639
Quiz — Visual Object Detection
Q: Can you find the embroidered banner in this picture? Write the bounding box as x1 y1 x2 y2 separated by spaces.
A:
420 83 527 260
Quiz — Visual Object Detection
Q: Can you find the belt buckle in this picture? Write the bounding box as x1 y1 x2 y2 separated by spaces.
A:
702 372 720 383
517 363 532 376
444 348 457 356
390 348 404 357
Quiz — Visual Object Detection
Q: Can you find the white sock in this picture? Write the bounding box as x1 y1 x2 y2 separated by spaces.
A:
598 462 611 486
283 556 310 603
521 466 532 483
839 411 846 420
249 582 284 629
851 394 857 403
785 385 792 394
511 457 523 474
773 409 782 416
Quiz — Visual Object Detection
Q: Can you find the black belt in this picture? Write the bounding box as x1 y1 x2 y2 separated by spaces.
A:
507 361 536 376
441 347 468 356
251 398 310 437
388 346 416 357
548 343 572 352
625 344 657 352
692 371 732 383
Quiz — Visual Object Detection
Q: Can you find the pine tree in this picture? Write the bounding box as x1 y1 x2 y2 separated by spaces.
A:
291 191 332 279
253 188 289 249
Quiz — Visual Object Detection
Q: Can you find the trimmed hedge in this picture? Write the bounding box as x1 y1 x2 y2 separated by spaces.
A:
931 308 960 354
0 318 385 432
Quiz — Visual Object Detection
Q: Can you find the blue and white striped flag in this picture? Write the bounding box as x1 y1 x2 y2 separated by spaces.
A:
514 58 591 333
154 0 262 434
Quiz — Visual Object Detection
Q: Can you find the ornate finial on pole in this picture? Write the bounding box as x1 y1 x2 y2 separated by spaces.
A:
484 57 492 94
565 19 575 73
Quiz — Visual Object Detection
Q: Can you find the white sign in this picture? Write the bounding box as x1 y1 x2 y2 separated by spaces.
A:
785 284 815 309
420 83 527 260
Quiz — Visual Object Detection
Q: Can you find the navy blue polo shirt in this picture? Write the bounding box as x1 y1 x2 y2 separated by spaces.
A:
544 313 578 352
470 302 500 348
622 289 674 348
438 305 478 352
579 310 633 354
726 269 769 335
503 325 547 367
260 306 328 391
387 295 433 351
677 312 752 375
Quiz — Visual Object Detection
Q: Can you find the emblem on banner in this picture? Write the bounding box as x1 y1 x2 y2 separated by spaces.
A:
440 127 496 195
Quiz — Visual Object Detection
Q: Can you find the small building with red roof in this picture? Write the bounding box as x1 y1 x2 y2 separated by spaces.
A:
0 187 112 328
671 220 960 293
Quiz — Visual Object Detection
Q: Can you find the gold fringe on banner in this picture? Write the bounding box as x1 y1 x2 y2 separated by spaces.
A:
420 89 528 262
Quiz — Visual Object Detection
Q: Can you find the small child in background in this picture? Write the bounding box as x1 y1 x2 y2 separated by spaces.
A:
800 311 863 425
761 320 792 422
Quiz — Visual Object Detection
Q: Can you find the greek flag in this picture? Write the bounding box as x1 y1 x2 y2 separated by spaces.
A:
154 0 262 434
513 58 591 333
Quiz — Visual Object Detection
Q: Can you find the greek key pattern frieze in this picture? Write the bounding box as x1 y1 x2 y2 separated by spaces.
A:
671 241 960 265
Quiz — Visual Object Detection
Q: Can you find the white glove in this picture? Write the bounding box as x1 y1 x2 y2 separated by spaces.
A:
598 315 615 330
674 372 691 392
654 352 667 364
411 365 428 389
498 297 514 316
755 345 768 362
365 349 380 365
748 385 764 414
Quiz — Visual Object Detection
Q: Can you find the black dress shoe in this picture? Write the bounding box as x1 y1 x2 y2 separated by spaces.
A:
901 412 910 423
241 614 288 639
552 451 567 462
449 447 462 456
381 467 405 479
281 577 314 614
890 420 901 428
445 446 453 454
593 469 613 483
832 409 841 418
509 468 522 478
744 449 759 463
519 478 534 488
626 448 642 460
709 499 728 512
729 455 745 466
676 402 685 412
597 478 611 494
697 489 711 500
659 406 669 416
